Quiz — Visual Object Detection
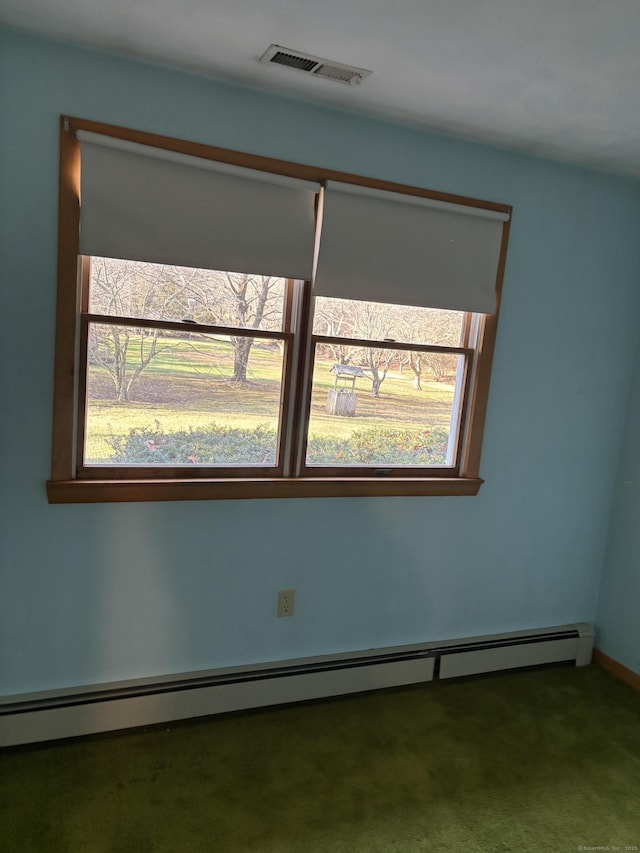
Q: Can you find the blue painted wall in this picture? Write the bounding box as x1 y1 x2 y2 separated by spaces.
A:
597 342 640 676
2 28 640 695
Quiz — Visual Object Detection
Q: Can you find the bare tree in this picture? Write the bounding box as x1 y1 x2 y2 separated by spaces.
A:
183 271 283 385
313 296 464 396
89 259 285 397
88 324 164 403
398 307 463 389
223 273 279 384
313 297 359 366
315 298 395 397
88 258 195 401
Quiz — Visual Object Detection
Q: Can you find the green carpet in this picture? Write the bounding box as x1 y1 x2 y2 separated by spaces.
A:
2 665 639 852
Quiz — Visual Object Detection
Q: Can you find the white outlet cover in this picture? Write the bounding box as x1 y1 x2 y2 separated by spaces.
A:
277 589 295 617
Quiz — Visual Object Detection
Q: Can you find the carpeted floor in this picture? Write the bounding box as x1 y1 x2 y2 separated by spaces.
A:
1 664 639 852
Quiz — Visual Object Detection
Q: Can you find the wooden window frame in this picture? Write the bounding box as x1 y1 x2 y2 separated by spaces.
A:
47 116 511 503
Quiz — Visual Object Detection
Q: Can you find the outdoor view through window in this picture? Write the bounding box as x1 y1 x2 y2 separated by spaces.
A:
84 257 467 470
85 257 287 467
307 297 465 468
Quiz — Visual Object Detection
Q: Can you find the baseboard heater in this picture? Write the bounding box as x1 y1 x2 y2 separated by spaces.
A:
0 623 594 747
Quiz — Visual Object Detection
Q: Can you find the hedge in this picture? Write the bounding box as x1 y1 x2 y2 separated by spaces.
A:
107 422 449 466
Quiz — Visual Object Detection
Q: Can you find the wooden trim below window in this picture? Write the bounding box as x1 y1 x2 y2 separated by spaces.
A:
47 477 483 503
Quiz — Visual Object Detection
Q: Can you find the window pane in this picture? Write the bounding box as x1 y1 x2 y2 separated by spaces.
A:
305 345 463 467
312 296 464 346
84 324 284 466
88 257 286 331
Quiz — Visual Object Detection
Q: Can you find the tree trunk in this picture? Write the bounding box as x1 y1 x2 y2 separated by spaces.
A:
113 328 129 402
410 353 422 391
365 347 390 398
369 362 389 397
232 336 254 384
228 272 272 385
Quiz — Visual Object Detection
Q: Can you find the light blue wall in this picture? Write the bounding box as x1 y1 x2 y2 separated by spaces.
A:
597 342 640 676
2 28 640 695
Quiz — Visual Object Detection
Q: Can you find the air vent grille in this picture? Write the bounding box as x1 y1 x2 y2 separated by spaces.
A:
313 63 361 84
260 44 372 86
270 51 318 73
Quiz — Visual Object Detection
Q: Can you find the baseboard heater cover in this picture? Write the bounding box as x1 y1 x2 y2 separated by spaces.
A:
0 623 594 747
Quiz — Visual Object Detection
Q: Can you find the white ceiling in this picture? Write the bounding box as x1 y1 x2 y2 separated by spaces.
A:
3 0 640 177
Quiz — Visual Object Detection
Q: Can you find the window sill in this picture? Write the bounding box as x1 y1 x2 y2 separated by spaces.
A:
46 477 483 503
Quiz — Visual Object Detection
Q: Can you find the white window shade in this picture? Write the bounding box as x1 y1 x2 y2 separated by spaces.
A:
313 182 509 314
77 132 319 280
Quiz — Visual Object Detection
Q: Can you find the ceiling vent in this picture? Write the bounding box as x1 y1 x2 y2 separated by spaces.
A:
260 44 372 86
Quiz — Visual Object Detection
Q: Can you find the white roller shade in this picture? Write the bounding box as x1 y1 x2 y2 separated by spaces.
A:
78 132 319 280
313 182 509 313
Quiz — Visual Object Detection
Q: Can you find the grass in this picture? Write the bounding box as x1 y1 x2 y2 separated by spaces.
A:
85 335 456 462
309 363 455 439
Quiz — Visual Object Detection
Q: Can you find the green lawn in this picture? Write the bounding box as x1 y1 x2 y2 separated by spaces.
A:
85 335 456 462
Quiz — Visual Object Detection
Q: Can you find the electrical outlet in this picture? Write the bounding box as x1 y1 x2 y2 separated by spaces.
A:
277 589 295 618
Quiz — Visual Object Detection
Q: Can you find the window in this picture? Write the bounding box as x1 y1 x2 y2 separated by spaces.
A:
82 260 291 475
305 297 468 472
48 117 511 502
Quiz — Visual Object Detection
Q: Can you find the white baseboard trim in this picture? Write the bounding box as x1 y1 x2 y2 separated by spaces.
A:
0 622 594 747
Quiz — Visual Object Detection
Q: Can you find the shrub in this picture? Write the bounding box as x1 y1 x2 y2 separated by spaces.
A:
108 422 277 465
306 426 449 465
107 422 449 466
